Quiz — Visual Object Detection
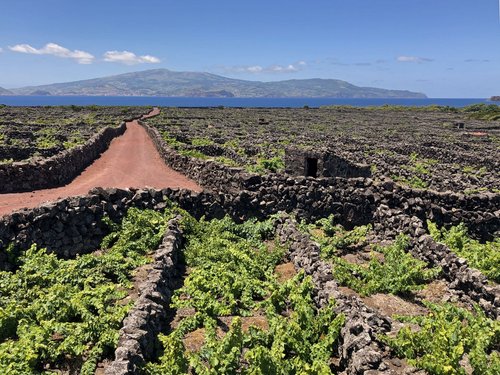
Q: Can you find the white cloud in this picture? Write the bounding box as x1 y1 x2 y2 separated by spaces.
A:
103 50 160 65
246 65 264 73
269 64 300 72
330 59 374 67
9 42 94 64
464 59 490 63
9 44 38 54
225 61 306 74
396 55 433 63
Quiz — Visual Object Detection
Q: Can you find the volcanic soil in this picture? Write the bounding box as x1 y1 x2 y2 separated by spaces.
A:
0 108 201 216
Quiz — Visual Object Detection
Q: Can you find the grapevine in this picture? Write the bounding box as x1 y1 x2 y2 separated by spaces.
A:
0 208 172 374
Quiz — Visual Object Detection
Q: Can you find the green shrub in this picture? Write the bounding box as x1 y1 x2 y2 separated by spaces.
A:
0 208 172 374
333 234 440 296
461 104 500 121
36 135 59 149
301 214 371 258
179 149 209 159
215 156 240 167
383 303 500 374
428 221 500 282
191 137 214 147
63 135 84 150
146 214 345 374
246 156 285 174
392 175 429 189
162 134 186 150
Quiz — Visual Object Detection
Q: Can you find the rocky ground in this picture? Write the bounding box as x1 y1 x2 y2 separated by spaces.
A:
144 106 500 193
0 104 498 374
0 106 150 162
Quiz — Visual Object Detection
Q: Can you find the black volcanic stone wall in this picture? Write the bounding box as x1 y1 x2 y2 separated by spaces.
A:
0 188 192 269
0 183 379 270
284 148 371 178
372 206 500 318
0 120 497 270
1 181 497 271
275 217 398 374
138 119 246 193
139 119 499 240
0 122 126 193
275 214 499 372
369 179 500 241
388 142 499 173
0 146 61 161
105 216 184 375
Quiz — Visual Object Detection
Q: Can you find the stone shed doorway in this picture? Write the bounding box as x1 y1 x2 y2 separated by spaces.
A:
305 158 318 177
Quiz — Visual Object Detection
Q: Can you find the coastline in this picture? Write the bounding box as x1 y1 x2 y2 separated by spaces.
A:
0 96 491 108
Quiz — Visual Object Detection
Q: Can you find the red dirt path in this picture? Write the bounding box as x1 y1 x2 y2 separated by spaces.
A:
0 108 201 217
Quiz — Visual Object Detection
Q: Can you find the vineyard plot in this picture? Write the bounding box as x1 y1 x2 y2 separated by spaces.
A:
0 100 498 374
279 215 500 374
0 195 497 374
133 207 499 374
0 208 174 374
143 106 500 193
0 106 149 162
142 214 347 374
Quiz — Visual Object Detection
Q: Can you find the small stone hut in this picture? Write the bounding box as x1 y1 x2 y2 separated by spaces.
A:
284 148 371 178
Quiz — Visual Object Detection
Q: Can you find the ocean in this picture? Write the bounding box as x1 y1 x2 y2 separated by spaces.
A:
0 96 494 108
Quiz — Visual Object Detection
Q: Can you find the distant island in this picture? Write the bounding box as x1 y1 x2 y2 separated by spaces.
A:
0 87 13 95
490 96 500 101
2 69 426 98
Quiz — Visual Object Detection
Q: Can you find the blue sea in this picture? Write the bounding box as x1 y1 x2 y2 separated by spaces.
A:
0 96 494 108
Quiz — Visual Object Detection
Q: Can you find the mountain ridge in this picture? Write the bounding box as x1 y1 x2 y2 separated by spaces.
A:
7 69 427 98
0 87 13 95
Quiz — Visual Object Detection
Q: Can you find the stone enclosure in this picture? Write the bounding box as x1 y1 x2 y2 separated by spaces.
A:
0 106 150 193
0 105 498 374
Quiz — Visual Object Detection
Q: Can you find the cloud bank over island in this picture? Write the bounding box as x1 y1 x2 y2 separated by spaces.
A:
103 51 161 65
9 43 95 64
222 61 307 74
8 42 160 66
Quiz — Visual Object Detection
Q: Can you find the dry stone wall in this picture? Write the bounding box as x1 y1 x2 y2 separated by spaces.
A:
0 123 126 193
0 145 60 161
105 216 184 375
368 178 500 241
138 119 244 192
0 187 497 373
2 184 495 306
275 217 409 374
276 213 499 372
0 183 380 271
0 115 497 269
139 119 499 240
0 188 194 269
1 179 497 273
373 206 500 318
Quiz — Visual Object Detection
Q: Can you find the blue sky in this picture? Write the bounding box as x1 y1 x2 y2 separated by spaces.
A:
0 0 499 97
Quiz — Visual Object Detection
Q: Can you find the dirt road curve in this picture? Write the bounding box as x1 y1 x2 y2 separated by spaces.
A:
0 108 201 217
